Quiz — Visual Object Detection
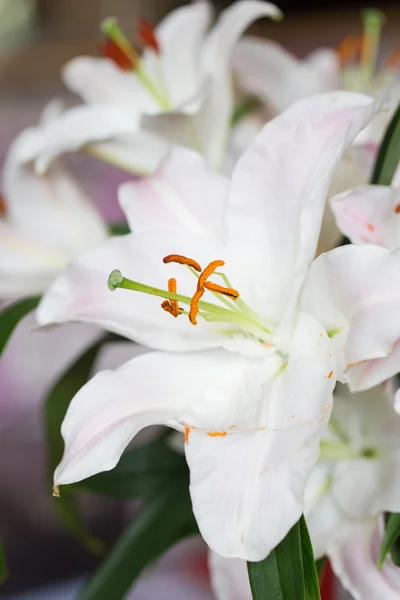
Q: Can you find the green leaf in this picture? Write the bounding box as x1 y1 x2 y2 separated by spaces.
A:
44 339 107 555
108 222 130 236
379 512 400 568
73 437 188 500
78 483 198 600
300 516 321 600
248 519 305 600
371 102 400 185
0 296 40 356
0 540 8 584
231 97 261 127
315 558 327 583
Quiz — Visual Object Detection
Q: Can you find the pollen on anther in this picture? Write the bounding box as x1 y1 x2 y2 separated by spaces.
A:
101 39 133 71
137 18 161 55
163 254 202 272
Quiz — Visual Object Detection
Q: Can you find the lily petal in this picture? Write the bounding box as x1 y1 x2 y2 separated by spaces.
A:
53 347 266 487
195 0 282 168
184 312 334 560
118 146 229 236
301 244 400 389
330 518 400 600
151 0 214 106
331 185 400 250
233 37 339 114
209 551 250 600
227 91 385 323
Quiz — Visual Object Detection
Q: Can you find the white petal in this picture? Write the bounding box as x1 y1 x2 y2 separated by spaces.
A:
54 349 233 486
304 464 345 558
209 551 251 600
304 48 342 90
152 0 214 106
330 518 400 600
184 313 335 560
195 1 282 168
227 91 385 323
331 185 400 250
62 57 159 112
36 231 228 351
233 38 336 114
118 146 229 236
301 244 400 388
85 132 169 176
3 133 107 255
31 105 139 173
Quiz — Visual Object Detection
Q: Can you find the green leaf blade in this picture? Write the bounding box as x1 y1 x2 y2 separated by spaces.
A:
78 483 198 600
0 296 40 356
300 516 321 600
379 512 400 568
371 102 400 185
248 519 305 600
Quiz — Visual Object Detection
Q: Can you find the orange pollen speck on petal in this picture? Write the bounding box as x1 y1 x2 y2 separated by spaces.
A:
325 370 333 379
163 254 202 272
184 425 191 444
207 431 227 437
137 18 161 55
366 222 375 232
100 39 133 71
338 35 362 65
345 360 366 369
395 204 400 214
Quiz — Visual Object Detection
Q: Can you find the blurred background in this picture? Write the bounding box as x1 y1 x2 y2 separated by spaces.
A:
0 0 399 598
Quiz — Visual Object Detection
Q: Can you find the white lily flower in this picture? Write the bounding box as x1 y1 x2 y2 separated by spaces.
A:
0 101 108 300
36 92 398 561
26 1 282 177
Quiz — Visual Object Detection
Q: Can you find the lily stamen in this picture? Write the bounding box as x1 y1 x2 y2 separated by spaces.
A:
137 18 161 55
101 17 170 110
161 278 180 317
163 254 201 272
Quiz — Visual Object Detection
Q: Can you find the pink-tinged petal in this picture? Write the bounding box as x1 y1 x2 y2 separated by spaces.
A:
62 57 159 112
330 518 400 600
233 38 336 114
31 105 139 174
119 147 229 236
331 185 400 250
152 1 214 106
53 348 259 486
195 1 282 168
184 313 334 560
227 92 385 323
209 551 250 600
37 231 228 351
301 244 400 388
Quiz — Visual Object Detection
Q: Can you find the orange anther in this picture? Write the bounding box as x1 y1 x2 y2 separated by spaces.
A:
189 260 239 325
395 204 400 214
160 278 180 317
204 281 239 299
101 39 133 71
137 18 161 55
207 431 227 437
338 36 362 65
163 254 201 272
